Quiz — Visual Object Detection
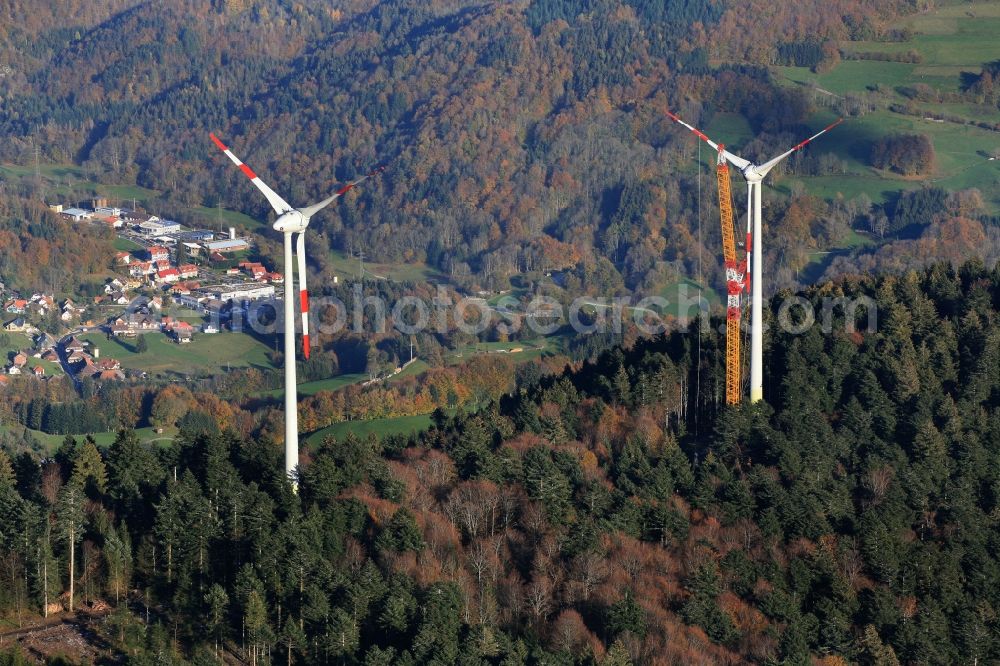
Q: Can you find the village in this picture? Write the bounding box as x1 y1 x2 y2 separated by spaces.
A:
1 199 285 383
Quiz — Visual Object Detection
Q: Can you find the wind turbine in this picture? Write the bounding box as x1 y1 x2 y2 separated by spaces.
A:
666 111 842 403
210 132 383 481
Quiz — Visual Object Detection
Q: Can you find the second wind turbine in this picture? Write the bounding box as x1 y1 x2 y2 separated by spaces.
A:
666 111 842 403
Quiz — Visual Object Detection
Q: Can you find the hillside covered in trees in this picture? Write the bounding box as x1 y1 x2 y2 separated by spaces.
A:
1 0 963 297
0 259 998 663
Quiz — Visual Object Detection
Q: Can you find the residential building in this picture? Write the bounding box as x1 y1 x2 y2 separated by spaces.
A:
148 246 170 263
32 365 44 377
94 215 124 229
157 268 180 283
176 294 206 310
4 317 27 332
34 332 56 351
5 299 27 314
203 298 226 313
165 320 194 343
68 350 92 365
104 278 126 294
178 264 198 279
109 313 160 337
130 261 155 277
78 361 100 378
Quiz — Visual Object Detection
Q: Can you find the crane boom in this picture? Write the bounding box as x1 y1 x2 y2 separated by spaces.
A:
716 148 745 405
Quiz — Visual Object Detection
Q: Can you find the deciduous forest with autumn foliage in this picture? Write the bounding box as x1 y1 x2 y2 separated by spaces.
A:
2 0 997 298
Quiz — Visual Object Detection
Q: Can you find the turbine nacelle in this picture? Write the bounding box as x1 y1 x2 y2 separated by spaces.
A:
273 210 309 233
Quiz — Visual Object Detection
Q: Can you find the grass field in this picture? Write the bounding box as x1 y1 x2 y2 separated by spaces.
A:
328 250 443 284
304 413 434 445
0 163 161 205
769 2 1000 211
0 332 62 375
79 330 277 378
0 424 178 453
0 332 34 358
191 205 266 232
706 112 755 147
263 372 368 399
112 237 145 252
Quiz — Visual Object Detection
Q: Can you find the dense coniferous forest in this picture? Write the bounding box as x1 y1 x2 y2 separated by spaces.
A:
0 260 998 663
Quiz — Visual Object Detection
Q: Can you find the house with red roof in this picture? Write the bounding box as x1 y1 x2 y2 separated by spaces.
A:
166 320 194 344
5 299 27 314
157 268 180 283
148 246 170 263
130 261 155 277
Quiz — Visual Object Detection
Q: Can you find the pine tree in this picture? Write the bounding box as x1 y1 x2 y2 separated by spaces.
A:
70 440 107 495
205 583 229 658
103 522 132 604
56 483 85 612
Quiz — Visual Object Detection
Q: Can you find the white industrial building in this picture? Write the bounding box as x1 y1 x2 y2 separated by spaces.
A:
137 219 182 236
204 283 275 303
203 238 250 253
60 207 94 222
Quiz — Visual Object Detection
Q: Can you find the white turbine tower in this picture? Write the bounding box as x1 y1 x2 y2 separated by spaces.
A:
666 111 842 403
210 132 383 481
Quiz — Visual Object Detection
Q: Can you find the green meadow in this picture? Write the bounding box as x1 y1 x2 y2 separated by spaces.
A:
304 413 435 445
770 1 1000 210
78 330 276 378
0 424 177 453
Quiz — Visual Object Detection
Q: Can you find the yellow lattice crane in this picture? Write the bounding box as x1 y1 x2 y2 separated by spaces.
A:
715 146 747 405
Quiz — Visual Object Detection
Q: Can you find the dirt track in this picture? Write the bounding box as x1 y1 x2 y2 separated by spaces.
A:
0 610 112 663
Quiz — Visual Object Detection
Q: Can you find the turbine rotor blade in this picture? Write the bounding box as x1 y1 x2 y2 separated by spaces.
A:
298 165 386 220
296 232 310 361
755 118 844 177
209 133 295 215
666 110 752 171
